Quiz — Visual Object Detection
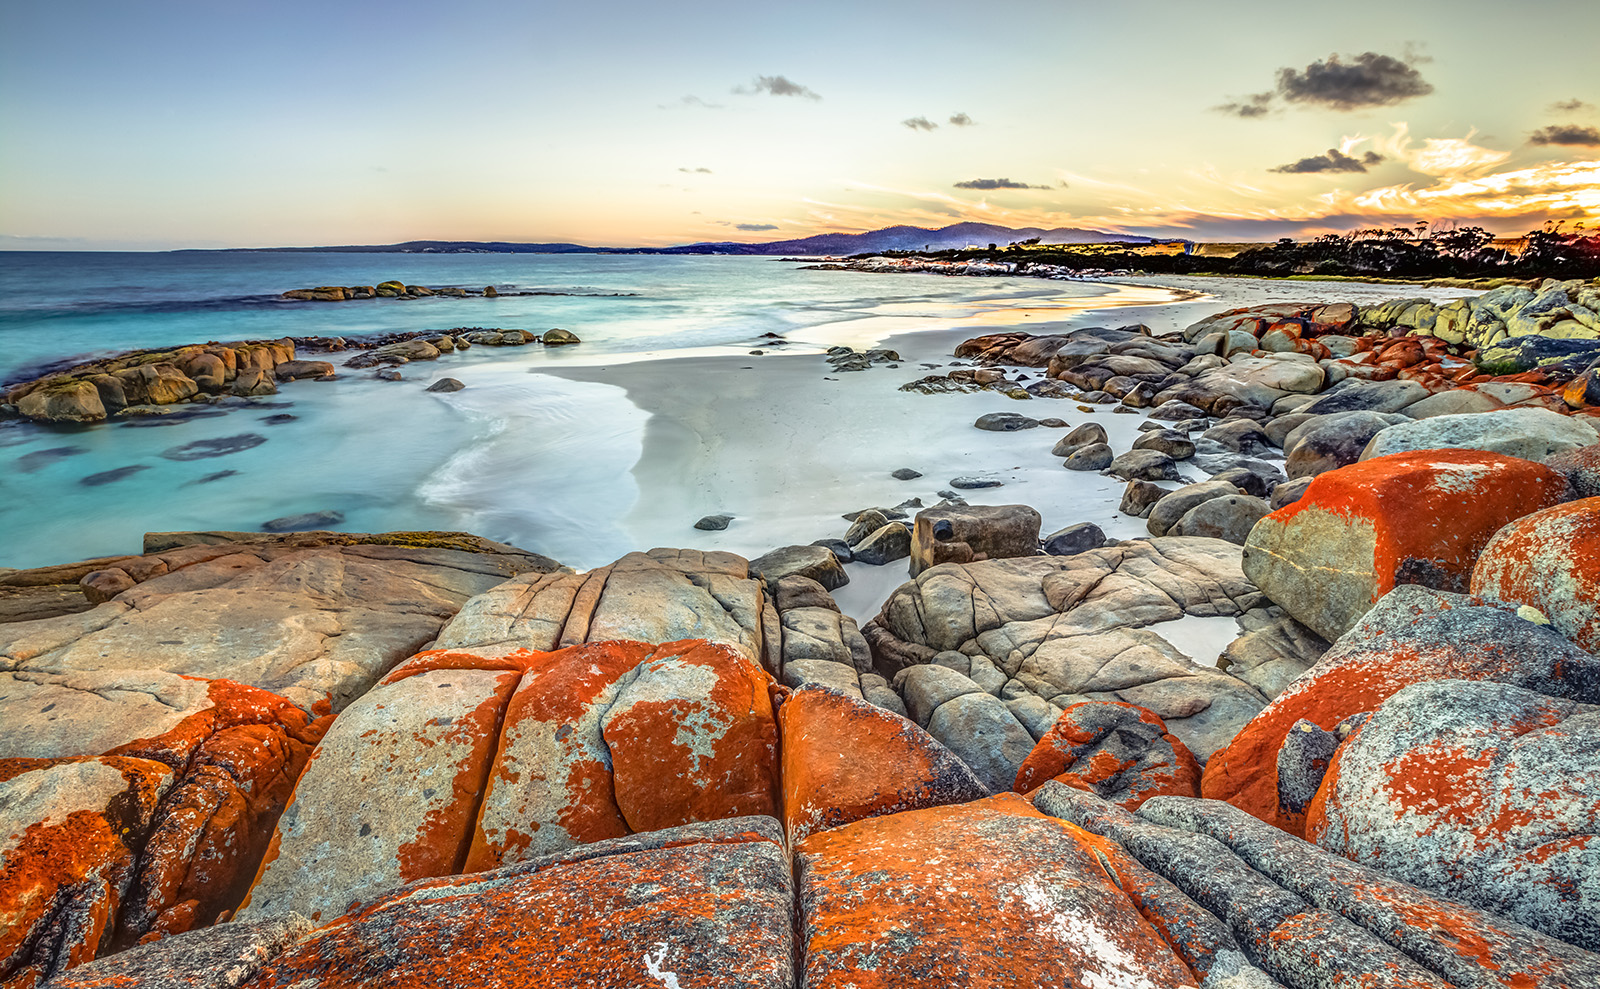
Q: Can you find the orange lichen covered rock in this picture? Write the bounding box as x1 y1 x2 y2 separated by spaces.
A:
1242 449 1568 641
1202 585 1600 836
1307 679 1600 951
249 818 795 989
1013 701 1200 810
1471 496 1600 653
0 756 172 987
779 685 988 844
237 665 520 924
795 793 1197 987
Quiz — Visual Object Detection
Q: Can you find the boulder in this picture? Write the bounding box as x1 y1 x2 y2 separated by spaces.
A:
910 503 1041 577
250 819 793 989
1147 480 1238 537
1062 442 1113 470
780 606 870 673
1120 479 1165 517
1050 422 1107 456
748 544 847 591
15 379 107 422
1242 450 1569 641
114 364 200 406
923 690 1037 792
1297 378 1429 416
1472 496 1600 652
1131 427 1196 460
1107 449 1182 482
694 513 733 530
426 377 465 393
1283 411 1408 479
779 686 988 844
272 360 334 382
42 915 314 989
850 522 911 566
1170 494 1270 545
1012 701 1200 810
1545 443 1600 497
1041 522 1105 557
1308 679 1600 950
1202 585 1600 835
1361 407 1600 463
973 411 1039 431
0 756 173 985
795 794 1199 987
229 369 276 397
542 328 580 344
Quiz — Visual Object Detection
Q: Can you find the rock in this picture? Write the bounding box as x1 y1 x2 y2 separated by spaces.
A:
890 467 922 480
810 537 853 564
1147 399 1209 423
1269 475 1313 510
1283 411 1407 479
843 509 891 547
779 686 988 844
1120 479 1165 517
229 369 276 397
1012 701 1200 810
780 606 870 674
1202 419 1273 457
1297 378 1429 416
1202 585 1600 835
43 915 314 989
115 364 201 406
796 794 1200 987
1042 522 1105 557
1361 407 1600 462
850 522 911 567
1274 718 1344 815
1545 444 1600 498
160 434 268 461
694 513 734 530
1051 422 1108 456
1147 480 1239 538
1207 465 1271 498
1171 494 1270 545
272 360 334 382
749 544 848 591
260 510 344 533
250 819 793 989
374 368 402 381
425 377 465 393
0 756 173 985
948 475 1003 489
1472 496 1600 652
866 538 1271 762
1309 679 1600 950
1131 428 1196 460
910 503 1041 577
1107 449 1182 481
973 411 1038 431
16 379 108 422
542 328 580 345
1242 450 1569 641
1220 608 1328 700
1062 442 1113 470
924 691 1037 792
79 567 135 604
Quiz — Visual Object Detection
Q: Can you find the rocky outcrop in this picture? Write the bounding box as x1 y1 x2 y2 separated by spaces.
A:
908 503 1041 577
1201 585 1600 835
1360 406 1600 461
0 531 562 716
865 537 1273 765
1308 678 1600 950
1471 496 1600 652
1242 450 1569 641
1012 700 1201 809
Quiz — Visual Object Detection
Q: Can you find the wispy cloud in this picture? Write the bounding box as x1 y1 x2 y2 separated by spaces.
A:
678 167 713 174
953 178 1050 190
661 95 724 110
1530 124 1600 147
1217 51 1432 117
733 75 821 100
1215 92 1274 119
1551 99 1596 114
948 112 975 127
902 116 938 131
736 223 779 232
1271 148 1385 174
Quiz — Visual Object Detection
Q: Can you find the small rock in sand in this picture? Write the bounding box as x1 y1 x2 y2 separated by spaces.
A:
426 378 465 393
974 412 1039 432
891 468 923 480
949 476 1003 490
694 514 735 531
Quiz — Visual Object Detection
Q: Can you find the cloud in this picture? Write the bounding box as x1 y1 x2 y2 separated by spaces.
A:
948 112 974 126
736 223 780 232
953 178 1050 190
1215 92 1275 118
1385 130 1511 177
661 95 724 110
1272 148 1386 174
902 116 938 131
733 75 821 100
1530 124 1600 147
1219 51 1432 117
1551 99 1596 114
678 167 713 174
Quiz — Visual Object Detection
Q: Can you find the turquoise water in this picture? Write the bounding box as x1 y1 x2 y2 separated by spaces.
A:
0 253 1120 569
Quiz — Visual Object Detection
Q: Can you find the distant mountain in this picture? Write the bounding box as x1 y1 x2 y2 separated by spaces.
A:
194 223 1153 256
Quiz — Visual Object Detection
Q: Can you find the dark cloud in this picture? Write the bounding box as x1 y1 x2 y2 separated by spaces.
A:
678 167 713 174
1271 149 1386 174
1530 124 1600 146
1550 98 1595 114
948 112 974 126
903 116 938 131
1215 92 1275 118
736 223 779 232
953 178 1050 190
734 75 821 100
1275 52 1433 110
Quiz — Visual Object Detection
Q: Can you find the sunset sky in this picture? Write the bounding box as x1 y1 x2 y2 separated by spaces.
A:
2 0 1598 250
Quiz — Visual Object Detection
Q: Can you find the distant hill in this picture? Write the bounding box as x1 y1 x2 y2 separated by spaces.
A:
196 223 1153 256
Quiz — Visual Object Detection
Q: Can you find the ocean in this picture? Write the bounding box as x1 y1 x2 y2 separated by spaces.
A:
0 252 1134 571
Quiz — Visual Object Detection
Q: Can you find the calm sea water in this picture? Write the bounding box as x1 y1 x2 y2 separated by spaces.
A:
0 252 1123 569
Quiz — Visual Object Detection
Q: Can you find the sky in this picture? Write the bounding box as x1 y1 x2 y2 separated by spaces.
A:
2 0 1598 250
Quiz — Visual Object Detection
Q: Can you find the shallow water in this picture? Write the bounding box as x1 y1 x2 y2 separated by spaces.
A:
0 253 1152 569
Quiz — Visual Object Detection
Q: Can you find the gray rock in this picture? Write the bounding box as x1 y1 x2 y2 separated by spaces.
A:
1051 422 1108 456
1108 449 1182 482
781 658 864 698
1148 400 1209 423
844 509 891 547
891 467 923 480
1269 476 1313 510
1361 407 1600 463
895 663 987 727
781 606 871 674
1063 442 1114 471
1170 495 1271 545
749 544 848 590
911 503 1042 577
1545 443 1600 498
974 412 1040 431
1284 411 1409 479
949 475 1003 489
693 513 734 530
851 522 912 565
1207 466 1271 498
1275 719 1341 815
1297 378 1429 416
924 691 1036 792
44 915 315 989
810 537 853 564
1219 608 1328 700
375 368 403 381
1132 428 1196 460
1202 420 1273 457
859 672 908 716
1042 522 1105 557
1121 479 1166 517
425 377 465 392
261 510 344 533
1147 480 1239 538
